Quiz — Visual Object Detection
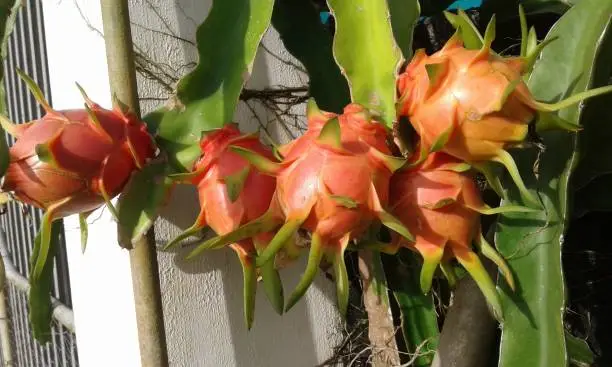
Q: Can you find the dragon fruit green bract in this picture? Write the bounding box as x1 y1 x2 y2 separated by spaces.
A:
188 101 413 316
0 70 156 280
164 123 283 328
390 151 529 319
397 16 612 208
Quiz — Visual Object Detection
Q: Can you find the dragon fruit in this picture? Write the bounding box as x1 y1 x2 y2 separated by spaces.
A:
390 151 533 319
0 70 156 279
190 101 412 316
397 16 612 208
164 123 284 328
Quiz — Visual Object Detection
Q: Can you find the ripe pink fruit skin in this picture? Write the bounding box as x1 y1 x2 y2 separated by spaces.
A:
167 123 283 326
2 105 155 219
191 124 277 255
390 152 482 259
193 102 414 315
390 151 516 317
275 103 393 249
397 36 535 162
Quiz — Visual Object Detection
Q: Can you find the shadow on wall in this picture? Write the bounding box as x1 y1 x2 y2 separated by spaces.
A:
158 181 340 367
146 1 342 366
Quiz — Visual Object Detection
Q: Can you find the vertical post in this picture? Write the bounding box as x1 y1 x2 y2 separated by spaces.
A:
357 250 401 366
99 2 169 366
0 260 13 366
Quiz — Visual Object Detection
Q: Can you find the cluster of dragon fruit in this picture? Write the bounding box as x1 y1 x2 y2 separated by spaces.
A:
1 16 610 329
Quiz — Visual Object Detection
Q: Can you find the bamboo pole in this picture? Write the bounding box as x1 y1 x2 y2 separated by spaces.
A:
100 2 169 366
0 258 13 366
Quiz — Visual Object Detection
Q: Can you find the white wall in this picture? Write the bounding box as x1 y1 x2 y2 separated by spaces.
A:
43 0 343 366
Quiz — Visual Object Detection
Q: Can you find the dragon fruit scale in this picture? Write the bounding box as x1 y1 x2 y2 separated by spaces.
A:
0 70 156 280
163 123 285 328
390 151 533 320
397 15 612 208
191 101 413 316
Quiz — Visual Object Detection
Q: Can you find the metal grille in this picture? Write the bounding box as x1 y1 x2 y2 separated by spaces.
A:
0 1 79 366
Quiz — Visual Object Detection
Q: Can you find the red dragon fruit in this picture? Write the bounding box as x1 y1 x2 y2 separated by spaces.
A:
190 101 413 316
390 151 533 319
0 70 156 280
164 124 284 328
396 16 612 208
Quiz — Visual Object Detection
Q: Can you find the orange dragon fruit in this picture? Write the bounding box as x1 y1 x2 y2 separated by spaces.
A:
164 123 283 328
0 70 156 279
390 151 532 319
397 16 612 208
190 101 412 316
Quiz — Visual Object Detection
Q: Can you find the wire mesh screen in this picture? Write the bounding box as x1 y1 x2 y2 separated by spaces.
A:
0 0 79 366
